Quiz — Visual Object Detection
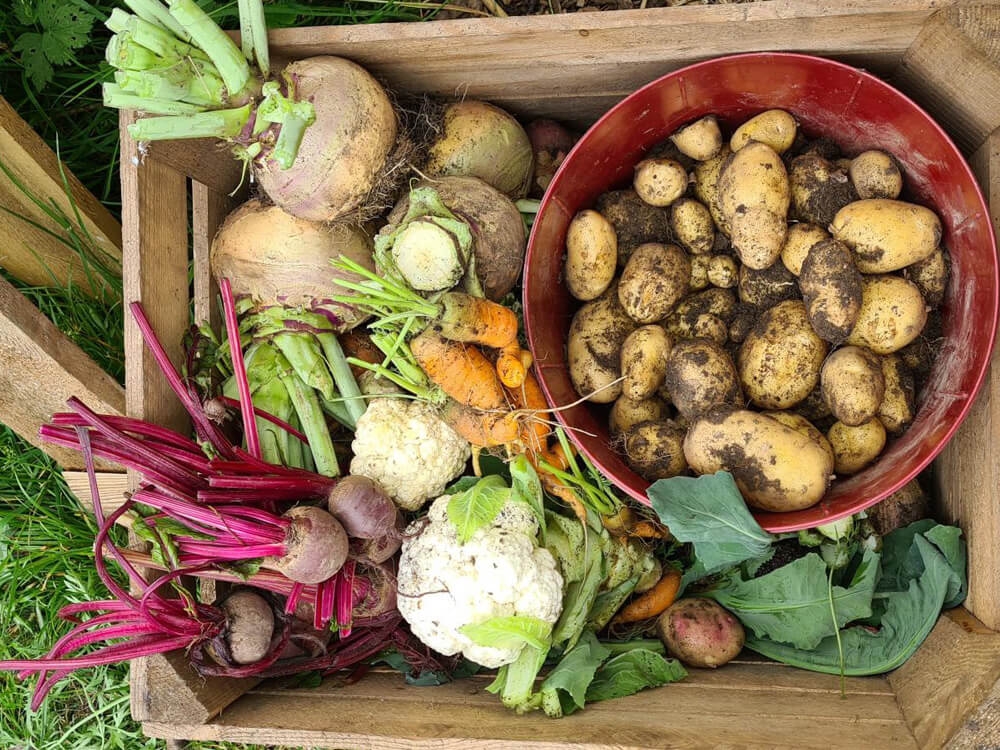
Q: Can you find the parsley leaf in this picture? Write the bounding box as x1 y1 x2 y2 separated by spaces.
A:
14 0 95 90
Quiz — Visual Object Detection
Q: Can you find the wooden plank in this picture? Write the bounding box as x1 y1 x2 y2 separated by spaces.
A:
191 181 239 328
945 674 1000 749
62 470 130 524
888 609 1000 749
934 128 1000 630
0 274 125 469
141 665 916 749
894 4 1000 156
0 95 121 295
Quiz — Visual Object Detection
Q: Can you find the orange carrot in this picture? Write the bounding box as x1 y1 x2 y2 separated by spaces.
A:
433 292 519 350
504 369 552 454
439 399 521 448
611 567 683 625
496 343 527 389
410 330 506 410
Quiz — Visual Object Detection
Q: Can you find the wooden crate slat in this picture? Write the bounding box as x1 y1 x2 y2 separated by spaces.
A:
62 470 130 523
0 96 121 295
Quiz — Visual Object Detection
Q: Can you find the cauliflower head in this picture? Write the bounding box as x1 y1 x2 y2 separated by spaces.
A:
397 495 564 668
350 398 471 511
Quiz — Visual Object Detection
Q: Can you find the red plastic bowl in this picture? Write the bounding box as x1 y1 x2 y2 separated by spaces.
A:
523 52 999 533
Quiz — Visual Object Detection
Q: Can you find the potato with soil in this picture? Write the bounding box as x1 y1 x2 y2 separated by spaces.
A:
789 153 859 227
716 141 791 270
663 339 742 421
633 158 689 207
657 597 745 669
564 209 618 301
623 419 688 481
738 300 829 410
762 410 835 464
827 418 887 475
567 287 637 403
830 198 942 273
877 354 917 434
707 255 739 289
730 109 798 154
845 275 928 354
671 198 716 255
621 325 673 401
738 261 799 309
849 150 904 200
692 146 733 235
781 223 830 276
670 115 724 161
595 190 673 264
820 346 886 426
905 246 950 308
684 407 835 511
618 243 692 324
797 238 863 344
610 395 672 436
867 479 930 535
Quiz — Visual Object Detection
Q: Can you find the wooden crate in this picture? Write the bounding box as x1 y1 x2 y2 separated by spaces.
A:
121 1 1000 747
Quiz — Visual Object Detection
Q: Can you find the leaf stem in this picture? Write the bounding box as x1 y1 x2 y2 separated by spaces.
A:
125 104 252 140
166 0 254 100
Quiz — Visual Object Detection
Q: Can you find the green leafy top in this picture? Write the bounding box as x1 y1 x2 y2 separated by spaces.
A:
446 455 547 543
13 0 95 90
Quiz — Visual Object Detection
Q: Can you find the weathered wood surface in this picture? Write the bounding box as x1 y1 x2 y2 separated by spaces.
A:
0 274 125 469
62 470 130 523
0 95 121 295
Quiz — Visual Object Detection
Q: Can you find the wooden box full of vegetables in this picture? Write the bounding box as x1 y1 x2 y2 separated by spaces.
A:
109 0 1000 748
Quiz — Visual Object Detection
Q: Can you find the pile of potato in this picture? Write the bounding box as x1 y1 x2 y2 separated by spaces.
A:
563 109 947 513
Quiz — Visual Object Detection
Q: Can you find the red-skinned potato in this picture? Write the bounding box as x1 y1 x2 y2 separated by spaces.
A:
657 597 745 668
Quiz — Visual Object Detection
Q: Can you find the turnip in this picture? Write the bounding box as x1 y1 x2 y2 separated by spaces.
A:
102 0 404 223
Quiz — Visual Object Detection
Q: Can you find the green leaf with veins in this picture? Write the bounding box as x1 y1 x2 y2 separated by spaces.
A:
460 615 553 652
14 0 95 90
14 33 53 90
585 648 688 703
447 474 509 543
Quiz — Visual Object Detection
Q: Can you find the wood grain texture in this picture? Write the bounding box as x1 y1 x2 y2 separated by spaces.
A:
191 181 239 329
142 664 917 749
0 96 122 295
888 609 1000 749
62 470 129 523
0 274 125 469
945 674 1000 748
934 129 1000 630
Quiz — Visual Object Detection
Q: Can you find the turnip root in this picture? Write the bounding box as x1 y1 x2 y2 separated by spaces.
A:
219 590 276 665
656 597 745 668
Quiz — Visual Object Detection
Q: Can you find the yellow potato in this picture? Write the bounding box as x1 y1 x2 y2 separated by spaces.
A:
781 223 830 276
830 198 942 273
849 150 903 200
618 243 691 323
798 238 863 344
621 325 673 401
877 354 916 435
904 246 950 308
762 410 835 465
684 408 834 511
623 420 688 481
820 346 885 426
846 275 928 354
663 339 742 420
567 287 637 403
609 394 672 436
707 255 739 288
633 158 689 208
671 198 716 255
827 418 887 475
564 209 618 301
730 109 798 154
692 146 732 236
670 115 724 161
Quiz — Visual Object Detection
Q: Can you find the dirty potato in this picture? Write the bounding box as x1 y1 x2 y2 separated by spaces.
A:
618 243 692 323
904 246 950 308
781 223 830 276
707 255 739 288
827 418 887 475
567 286 637 403
762 410 835 464
670 115 724 161
633 158 689 207
846 275 928 354
789 153 859 227
738 261 799 309
692 146 733 236
595 189 673 265
684 407 834 511
610 394 672 436
877 354 916 434
730 109 798 154
797 238 863 344
820 346 886 426
849 150 904 200
738 300 829 409
663 339 743 421
623 419 688 481
621 325 673 400
671 197 716 255
830 198 942 273
564 209 618 301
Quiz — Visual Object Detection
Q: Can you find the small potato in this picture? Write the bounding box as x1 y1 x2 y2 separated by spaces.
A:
849 150 904 200
674 287 738 322
781 223 830 276
717 142 790 269
789 153 858 227
618 243 691 323
904 246 950 308
727 304 759 345
820 346 886 426
665 312 729 346
595 190 673 265
730 109 798 154
877 354 916 434
707 255 739 288
846 275 928 354
663 339 742 420
738 300 829 410
798 238 863 344
670 115 724 161
621 325 673 400
830 198 942 273
762 410 835 465
623 420 688 481
671 198 716 255
737 261 799 309
657 597 745 669
692 146 733 235
610 394 672 436
827 418 887 475
684 408 834 511
689 254 711 292
567 287 637 403
564 209 618 301
634 158 689 207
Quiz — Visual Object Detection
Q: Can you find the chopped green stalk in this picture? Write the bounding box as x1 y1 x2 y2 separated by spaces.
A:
125 0 192 42
106 11 210 64
115 65 226 108
106 33 164 70
274 355 340 478
486 642 550 712
271 332 337 402
166 0 254 100
285 411 309 471
125 104 252 140
255 82 316 169
103 85 206 115
319 396 354 429
238 0 270 77
316 332 366 428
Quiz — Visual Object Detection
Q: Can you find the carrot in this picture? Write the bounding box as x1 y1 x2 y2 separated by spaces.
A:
504 369 552 454
611 567 683 625
410 330 506 410
439 399 520 448
496 343 527 388
433 292 519 350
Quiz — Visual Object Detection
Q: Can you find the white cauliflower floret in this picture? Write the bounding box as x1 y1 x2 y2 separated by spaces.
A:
350 398 471 511
397 495 563 668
